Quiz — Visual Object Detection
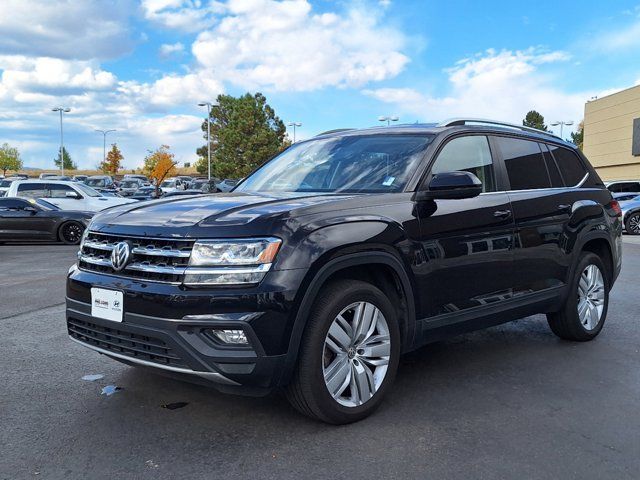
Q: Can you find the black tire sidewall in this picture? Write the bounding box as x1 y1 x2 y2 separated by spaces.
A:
301 281 401 423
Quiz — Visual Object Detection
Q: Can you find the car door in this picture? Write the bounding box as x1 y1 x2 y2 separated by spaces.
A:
492 135 569 297
414 134 515 322
0 199 56 240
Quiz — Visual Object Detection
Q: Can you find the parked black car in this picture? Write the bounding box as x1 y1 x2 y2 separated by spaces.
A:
67 119 622 424
0 197 92 244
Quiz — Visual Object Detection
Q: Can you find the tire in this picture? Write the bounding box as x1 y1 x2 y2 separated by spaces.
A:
58 221 85 245
547 252 609 341
286 279 401 424
625 212 640 235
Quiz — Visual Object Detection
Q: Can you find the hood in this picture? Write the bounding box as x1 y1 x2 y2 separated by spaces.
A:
91 191 358 231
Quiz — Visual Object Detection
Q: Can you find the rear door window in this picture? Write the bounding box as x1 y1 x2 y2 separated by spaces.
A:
495 137 550 190
17 183 48 198
539 144 563 187
547 145 588 187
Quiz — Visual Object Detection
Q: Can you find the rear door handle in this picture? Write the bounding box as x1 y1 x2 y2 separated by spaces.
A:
493 209 512 219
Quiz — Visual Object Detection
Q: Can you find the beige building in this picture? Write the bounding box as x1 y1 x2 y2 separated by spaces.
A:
583 84 640 181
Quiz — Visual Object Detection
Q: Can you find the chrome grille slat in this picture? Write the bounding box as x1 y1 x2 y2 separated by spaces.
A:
78 231 195 283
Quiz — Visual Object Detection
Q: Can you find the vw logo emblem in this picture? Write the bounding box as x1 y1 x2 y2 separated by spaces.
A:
110 241 131 271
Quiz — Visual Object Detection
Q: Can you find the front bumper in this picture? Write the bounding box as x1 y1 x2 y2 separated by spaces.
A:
66 266 308 394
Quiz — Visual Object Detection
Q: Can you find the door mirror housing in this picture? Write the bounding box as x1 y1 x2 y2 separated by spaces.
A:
419 171 483 200
65 191 81 199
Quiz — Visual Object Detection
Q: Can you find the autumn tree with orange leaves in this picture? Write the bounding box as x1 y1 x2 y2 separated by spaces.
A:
99 143 124 175
144 145 177 197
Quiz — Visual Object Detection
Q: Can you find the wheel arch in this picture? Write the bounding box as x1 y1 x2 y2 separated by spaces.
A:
278 251 416 387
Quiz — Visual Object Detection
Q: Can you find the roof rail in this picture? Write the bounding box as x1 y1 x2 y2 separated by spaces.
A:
315 128 355 136
438 118 560 139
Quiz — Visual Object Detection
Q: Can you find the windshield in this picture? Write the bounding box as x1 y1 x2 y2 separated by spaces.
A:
74 183 102 197
235 134 434 194
0 180 13 187
121 181 138 188
160 180 174 187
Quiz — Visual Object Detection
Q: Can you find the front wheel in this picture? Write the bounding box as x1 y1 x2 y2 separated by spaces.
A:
547 252 609 341
59 221 85 245
625 212 640 235
286 279 400 424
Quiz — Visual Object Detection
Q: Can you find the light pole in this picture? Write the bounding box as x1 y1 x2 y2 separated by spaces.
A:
52 107 71 175
95 129 116 165
550 120 574 139
288 122 302 142
378 115 399 126
198 102 216 181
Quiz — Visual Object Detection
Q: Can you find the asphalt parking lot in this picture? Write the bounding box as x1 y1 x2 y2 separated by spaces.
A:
1 239 640 479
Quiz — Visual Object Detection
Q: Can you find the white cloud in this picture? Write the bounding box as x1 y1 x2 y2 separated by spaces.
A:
142 0 224 31
0 0 134 60
159 42 185 58
190 0 408 91
363 48 589 131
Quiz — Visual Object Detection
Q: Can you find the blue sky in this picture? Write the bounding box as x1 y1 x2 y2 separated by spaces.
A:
0 0 639 170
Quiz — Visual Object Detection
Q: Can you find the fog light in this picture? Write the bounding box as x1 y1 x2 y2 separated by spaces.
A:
210 329 248 345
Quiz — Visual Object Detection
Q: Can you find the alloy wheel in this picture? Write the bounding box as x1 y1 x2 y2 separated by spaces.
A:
628 214 640 234
62 223 83 244
322 301 391 407
577 264 605 331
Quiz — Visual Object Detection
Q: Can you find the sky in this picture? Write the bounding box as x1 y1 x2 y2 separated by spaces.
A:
0 0 639 171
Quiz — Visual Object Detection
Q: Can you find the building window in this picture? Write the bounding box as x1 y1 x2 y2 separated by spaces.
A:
633 118 640 157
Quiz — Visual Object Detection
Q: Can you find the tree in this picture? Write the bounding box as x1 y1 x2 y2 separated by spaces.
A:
195 92 290 178
54 147 77 170
571 120 584 150
100 143 124 175
144 145 177 196
523 110 548 131
0 143 22 176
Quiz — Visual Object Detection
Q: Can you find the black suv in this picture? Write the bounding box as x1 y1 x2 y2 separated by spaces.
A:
67 119 622 424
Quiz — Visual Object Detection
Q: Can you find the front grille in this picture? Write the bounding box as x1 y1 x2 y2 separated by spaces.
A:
68 317 190 369
78 231 194 283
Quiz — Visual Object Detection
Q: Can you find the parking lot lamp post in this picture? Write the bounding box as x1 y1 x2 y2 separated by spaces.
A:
198 102 216 181
288 122 302 143
378 116 399 127
95 129 116 165
52 107 71 175
550 120 574 139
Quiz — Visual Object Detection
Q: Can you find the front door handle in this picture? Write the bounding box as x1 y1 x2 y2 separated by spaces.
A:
557 203 572 212
493 209 512 219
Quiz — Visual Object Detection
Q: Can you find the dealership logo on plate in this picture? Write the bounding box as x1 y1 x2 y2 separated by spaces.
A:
110 241 131 271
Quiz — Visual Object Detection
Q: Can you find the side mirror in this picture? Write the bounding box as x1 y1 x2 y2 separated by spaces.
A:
420 171 483 200
65 191 80 199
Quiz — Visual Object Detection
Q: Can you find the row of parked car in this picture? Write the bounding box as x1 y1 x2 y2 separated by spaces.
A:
0 174 239 244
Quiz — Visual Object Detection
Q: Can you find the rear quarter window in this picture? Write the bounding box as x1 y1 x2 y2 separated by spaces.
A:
547 145 588 187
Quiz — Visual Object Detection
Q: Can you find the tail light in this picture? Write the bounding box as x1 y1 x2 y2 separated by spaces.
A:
609 200 622 217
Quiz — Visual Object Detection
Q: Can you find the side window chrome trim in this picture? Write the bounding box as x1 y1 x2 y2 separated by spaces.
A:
478 172 590 196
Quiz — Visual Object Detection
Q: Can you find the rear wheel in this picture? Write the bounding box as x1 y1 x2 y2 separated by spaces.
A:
286 279 400 424
58 221 85 245
625 212 640 235
547 252 609 341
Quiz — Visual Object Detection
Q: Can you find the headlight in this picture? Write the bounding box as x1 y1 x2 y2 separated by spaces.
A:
184 237 281 286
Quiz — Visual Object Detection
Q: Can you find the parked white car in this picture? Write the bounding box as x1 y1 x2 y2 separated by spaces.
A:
159 177 185 194
6 180 136 212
